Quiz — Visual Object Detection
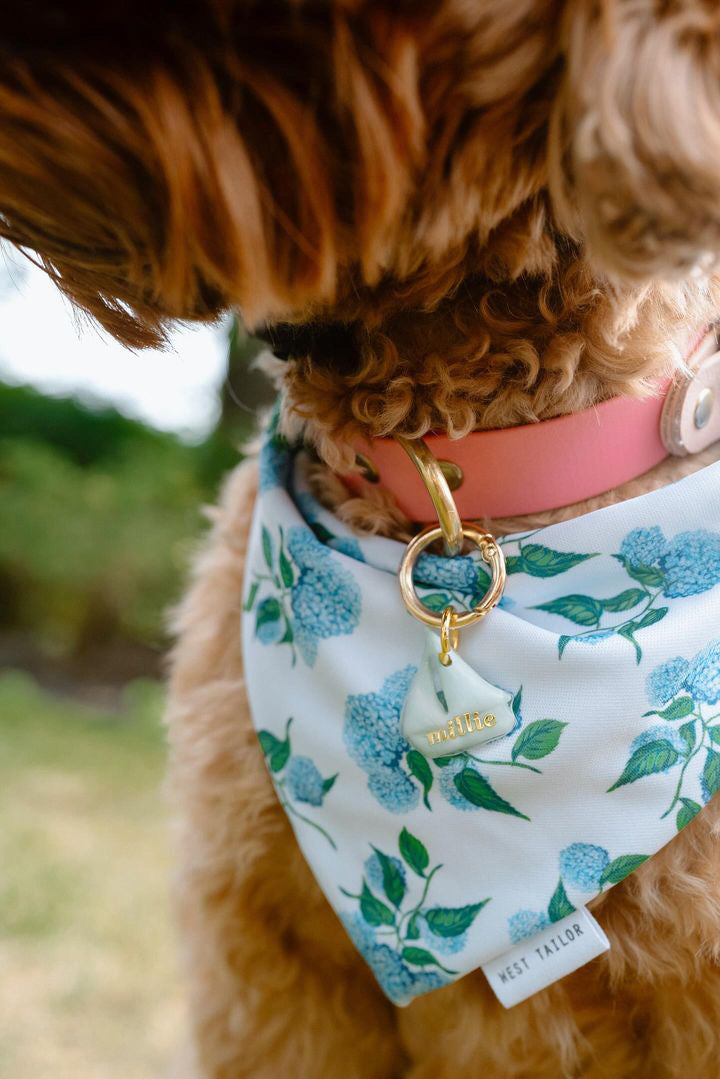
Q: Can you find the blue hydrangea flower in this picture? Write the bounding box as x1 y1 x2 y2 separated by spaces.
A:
701 750 719 804
660 530 720 598
437 757 480 811
420 919 467 956
344 667 415 771
258 437 290 492
508 909 550 944
294 490 324 524
559 843 610 891
344 668 420 812
286 756 324 806
328 536 365 562
340 911 375 954
630 725 685 757
340 913 450 1003
287 526 361 666
685 641 720 704
646 657 690 706
620 527 668 567
409 969 449 995
577 629 615 645
367 765 420 814
364 853 406 894
255 598 285 644
294 493 366 562
362 943 416 1004
415 553 479 594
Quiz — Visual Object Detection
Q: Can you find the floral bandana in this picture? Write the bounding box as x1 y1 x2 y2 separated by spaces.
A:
241 421 720 1006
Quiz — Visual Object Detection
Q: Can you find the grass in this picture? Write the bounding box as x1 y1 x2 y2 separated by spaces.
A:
0 670 184 1078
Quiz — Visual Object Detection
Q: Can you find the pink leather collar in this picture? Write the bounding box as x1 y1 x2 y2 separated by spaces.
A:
343 328 720 521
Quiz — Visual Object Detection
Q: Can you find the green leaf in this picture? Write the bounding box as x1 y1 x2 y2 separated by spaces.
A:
269 739 290 773
709 727 720 746
432 755 458 768
257 730 281 757
359 882 395 927
679 720 697 752
398 827 429 877
279 548 294 588
599 854 648 886
453 768 530 820
601 588 646 612
643 696 695 721
703 749 720 800
309 521 334 544
261 525 274 569
419 592 453 614
435 689 449 713
424 901 489 938
547 879 574 922
504 555 524 575
615 556 665 588
558 634 572 658
617 624 642 663
322 774 337 795
533 594 603 627
401 946 453 972
511 687 522 724
608 739 680 791
677 798 702 830
632 606 669 630
371 847 406 908
279 618 294 644
518 544 596 577
406 750 433 810
475 565 492 594
255 596 282 631
244 580 259 611
512 719 567 762
406 913 420 940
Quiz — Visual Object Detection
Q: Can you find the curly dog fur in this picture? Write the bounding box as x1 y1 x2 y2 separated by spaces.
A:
4 1 720 1075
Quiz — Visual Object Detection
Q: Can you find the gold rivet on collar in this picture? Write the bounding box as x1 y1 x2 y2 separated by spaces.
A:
355 452 380 483
439 460 464 491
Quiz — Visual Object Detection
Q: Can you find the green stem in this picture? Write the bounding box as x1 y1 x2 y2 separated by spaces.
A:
397 863 442 939
566 587 663 643
660 712 705 820
466 753 541 775
279 794 337 850
513 530 543 550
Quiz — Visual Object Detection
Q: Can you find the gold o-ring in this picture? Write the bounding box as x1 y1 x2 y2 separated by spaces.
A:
399 523 506 629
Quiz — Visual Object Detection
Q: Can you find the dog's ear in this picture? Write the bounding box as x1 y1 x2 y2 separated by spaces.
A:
0 4 423 347
550 0 720 283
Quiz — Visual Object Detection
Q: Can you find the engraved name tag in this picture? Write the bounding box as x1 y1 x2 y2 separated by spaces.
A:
401 631 515 759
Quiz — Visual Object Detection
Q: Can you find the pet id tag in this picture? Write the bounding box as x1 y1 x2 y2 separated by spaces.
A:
402 629 515 758
396 479 510 759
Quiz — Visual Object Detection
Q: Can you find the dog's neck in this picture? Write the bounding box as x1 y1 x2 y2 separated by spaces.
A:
271 319 720 545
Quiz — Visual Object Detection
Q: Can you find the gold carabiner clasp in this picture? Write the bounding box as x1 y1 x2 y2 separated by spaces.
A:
395 435 463 557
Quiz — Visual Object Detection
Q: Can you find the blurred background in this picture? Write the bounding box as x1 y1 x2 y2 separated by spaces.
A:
0 243 273 1077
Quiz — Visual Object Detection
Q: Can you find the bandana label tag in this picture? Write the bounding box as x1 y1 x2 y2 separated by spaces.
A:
402 631 515 758
481 907 610 1008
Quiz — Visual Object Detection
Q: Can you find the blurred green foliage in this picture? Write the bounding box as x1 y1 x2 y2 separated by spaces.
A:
0 431 207 656
0 327 273 666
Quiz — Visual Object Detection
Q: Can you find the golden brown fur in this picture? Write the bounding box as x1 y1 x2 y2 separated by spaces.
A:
4 1 720 1075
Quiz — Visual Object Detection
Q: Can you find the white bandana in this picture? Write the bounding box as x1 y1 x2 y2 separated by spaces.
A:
241 421 720 1006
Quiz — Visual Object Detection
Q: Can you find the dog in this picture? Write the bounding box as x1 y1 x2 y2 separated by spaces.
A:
4 2 720 1076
